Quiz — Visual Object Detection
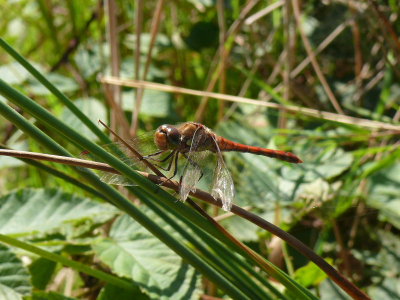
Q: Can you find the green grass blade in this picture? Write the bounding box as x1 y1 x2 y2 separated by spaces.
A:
0 80 252 300
0 38 110 144
0 234 136 292
131 188 271 300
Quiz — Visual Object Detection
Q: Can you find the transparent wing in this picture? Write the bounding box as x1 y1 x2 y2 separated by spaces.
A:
77 130 170 185
179 128 214 202
210 135 235 211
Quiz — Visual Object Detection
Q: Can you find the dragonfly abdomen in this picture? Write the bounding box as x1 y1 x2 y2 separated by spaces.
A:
216 137 302 164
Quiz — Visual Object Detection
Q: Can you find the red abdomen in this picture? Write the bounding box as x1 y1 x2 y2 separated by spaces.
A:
216 137 302 164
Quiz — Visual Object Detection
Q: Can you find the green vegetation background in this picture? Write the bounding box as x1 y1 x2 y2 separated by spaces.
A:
0 0 399 299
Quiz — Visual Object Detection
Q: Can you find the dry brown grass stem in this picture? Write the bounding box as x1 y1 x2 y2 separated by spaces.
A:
291 0 344 115
105 0 121 132
101 81 131 139
216 0 227 120
194 0 259 123
244 0 284 25
101 76 400 131
130 0 143 137
221 58 261 122
291 18 352 78
131 0 165 137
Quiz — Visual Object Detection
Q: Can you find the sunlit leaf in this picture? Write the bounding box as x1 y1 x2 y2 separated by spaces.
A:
59 98 107 141
74 42 110 79
26 74 79 95
105 58 166 81
352 231 400 298
93 213 202 300
220 215 259 242
0 141 28 169
294 260 330 287
124 34 171 56
0 188 118 236
283 147 354 182
121 90 173 118
0 244 31 296
0 62 43 85
367 277 400 300
368 163 400 229
0 283 23 300
317 278 352 300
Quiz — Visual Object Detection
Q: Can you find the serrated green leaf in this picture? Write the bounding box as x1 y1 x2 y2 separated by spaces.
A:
0 62 43 85
367 277 400 300
93 213 202 300
74 42 109 79
0 243 31 295
318 278 352 300
216 121 302 210
59 98 106 141
121 90 172 118
123 34 171 57
0 283 23 300
283 147 354 181
352 231 400 299
105 58 166 80
220 215 259 242
0 188 118 236
368 163 400 229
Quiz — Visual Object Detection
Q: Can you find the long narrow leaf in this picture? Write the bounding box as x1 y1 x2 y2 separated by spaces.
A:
0 81 251 300
0 38 110 144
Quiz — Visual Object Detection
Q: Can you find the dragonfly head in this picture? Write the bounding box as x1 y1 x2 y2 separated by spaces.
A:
154 125 180 150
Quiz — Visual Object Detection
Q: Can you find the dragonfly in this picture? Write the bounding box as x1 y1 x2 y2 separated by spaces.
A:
79 122 302 211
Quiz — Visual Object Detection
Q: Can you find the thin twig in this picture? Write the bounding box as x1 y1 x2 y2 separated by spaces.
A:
291 18 352 78
368 0 400 65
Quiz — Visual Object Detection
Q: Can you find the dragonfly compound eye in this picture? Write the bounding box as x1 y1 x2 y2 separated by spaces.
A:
154 125 180 150
166 126 180 144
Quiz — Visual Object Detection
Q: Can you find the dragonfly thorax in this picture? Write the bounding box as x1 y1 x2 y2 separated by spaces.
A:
154 124 181 150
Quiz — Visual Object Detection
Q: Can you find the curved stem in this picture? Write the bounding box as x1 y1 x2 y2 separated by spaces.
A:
0 149 371 300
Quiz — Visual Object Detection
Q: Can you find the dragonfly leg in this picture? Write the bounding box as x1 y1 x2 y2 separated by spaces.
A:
142 150 165 160
158 151 180 186
149 149 178 172
156 152 181 193
168 151 180 179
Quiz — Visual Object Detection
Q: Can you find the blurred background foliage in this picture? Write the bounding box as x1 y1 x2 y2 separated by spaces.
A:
0 0 400 299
